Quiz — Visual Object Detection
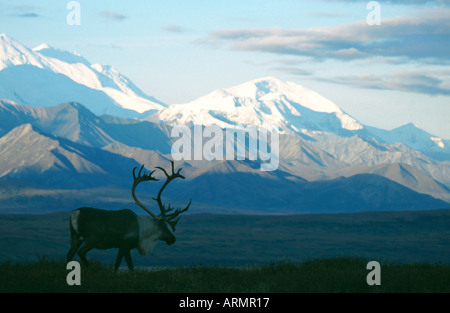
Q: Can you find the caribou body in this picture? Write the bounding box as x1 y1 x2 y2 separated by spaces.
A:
66 161 191 271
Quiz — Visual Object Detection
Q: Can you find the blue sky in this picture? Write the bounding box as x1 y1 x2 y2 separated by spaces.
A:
0 0 449 138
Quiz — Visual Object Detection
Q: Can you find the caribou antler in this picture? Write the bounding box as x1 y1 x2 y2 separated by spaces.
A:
153 160 191 231
164 200 191 231
132 164 159 218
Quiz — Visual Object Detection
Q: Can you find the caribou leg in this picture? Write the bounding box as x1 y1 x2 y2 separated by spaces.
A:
77 243 93 268
114 248 134 271
67 237 83 262
123 249 134 271
67 217 84 262
114 249 124 271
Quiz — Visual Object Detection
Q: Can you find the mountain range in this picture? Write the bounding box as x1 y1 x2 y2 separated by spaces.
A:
0 34 449 214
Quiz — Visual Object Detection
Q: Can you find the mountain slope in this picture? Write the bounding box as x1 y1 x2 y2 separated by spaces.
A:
0 34 165 117
277 132 450 187
341 163 450 202
0 100 173 152
0 106 448 214
365 124 450 161
2 100 449 201
165 171 449 214
0 123 139 188
0 34 45 69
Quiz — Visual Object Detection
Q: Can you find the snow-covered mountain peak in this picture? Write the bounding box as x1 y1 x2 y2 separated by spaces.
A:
0 34 165 117
154 76 363 134
431 137 445 148
228 76 344 114
33 43 89 65
91 63 132 90
0 34 45 70
223 76 283 99
32 43 51 52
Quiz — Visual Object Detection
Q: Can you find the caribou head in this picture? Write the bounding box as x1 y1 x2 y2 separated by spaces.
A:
131 161 191 247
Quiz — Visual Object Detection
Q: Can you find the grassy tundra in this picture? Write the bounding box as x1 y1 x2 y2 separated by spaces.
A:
0 256 449 293
0 209 449 292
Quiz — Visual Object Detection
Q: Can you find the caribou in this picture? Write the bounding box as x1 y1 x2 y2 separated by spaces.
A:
66 161 191 271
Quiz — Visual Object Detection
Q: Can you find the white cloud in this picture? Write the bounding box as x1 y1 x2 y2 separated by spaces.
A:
99 11 127 21
204 8 450 64
320 70 450 96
